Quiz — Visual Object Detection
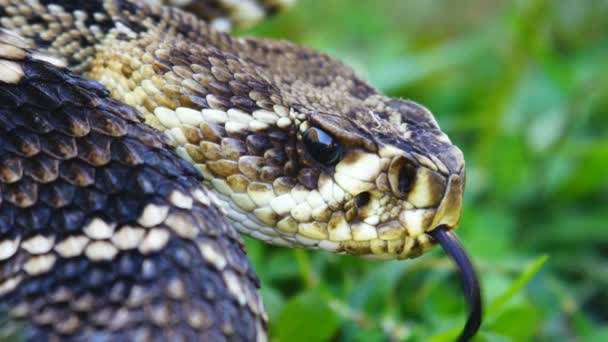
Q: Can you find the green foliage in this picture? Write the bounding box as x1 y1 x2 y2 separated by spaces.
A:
274 289 339 341
240 0 608 340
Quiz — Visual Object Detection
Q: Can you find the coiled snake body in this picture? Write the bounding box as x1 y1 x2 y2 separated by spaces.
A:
0 1 481 340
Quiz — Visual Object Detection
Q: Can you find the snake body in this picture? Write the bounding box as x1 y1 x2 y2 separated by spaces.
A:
0 1 478 340
0 40 265 340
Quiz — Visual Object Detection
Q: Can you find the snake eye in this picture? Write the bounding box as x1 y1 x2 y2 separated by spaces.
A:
302 127 343 165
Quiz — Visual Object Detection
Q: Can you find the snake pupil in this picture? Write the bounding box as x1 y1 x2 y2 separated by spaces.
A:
302 127 343 165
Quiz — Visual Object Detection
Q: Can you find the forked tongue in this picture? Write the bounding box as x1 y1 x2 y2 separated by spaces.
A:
429 225 482 341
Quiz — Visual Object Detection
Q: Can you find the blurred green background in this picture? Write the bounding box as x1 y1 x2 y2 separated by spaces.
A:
239 0 608 341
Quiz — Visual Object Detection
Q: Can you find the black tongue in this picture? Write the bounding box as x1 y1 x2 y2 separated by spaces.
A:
429 225 482 342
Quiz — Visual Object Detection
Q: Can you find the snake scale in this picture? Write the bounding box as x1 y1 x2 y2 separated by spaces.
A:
0 1 482 341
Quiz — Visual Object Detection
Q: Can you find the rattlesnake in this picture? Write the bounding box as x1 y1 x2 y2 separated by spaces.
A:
0 1 481 340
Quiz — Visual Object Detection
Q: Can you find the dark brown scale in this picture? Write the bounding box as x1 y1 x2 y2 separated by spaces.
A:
0 205 16 234
191 54 213 70
0 156 23 183
40 133 77 160
3 178 38 208
22 82 64 110
263 147 287 165
247 80 270 92
226 130 250 144
245 134 272 156
91 109 129 137
0 55 265 340
24 155 60 183
211 66 233 83
59 159 96 186
184 94 210 109
4 130 41 157
18 205 52 233
283 160 298 176
95 165 130 194
297 168 321 190
112 138 146 166
16 106 55 134
23 58 68 82
0 86 24 109
102 99 143 123
268 128 289 142
259 165 282 183
72 188 108 213
208 56 228 68
228 80 251 95
55 106 92 137
125 124 165 149
56 83 98 108
38 181 76 209
210 93 234 110
76 134 112 166
208 79 232 95
256 98 276 111
170 49 192 64
232 95 257 111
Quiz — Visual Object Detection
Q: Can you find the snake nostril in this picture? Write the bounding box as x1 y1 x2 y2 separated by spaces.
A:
354 191 371 209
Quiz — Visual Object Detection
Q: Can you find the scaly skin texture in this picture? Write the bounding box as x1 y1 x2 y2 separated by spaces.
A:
158 0 295 30
0 0 465 259
0 38 266 340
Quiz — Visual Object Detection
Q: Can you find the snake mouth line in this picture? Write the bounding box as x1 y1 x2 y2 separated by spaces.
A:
429 225 482 341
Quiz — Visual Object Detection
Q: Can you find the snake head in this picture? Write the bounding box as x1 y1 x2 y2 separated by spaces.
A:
291 97 465 259
289 83 479 342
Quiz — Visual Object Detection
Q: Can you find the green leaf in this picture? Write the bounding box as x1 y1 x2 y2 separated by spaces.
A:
427 255 547 341
488 304 541 340
274 290 339 342
260 286 285 321
426 327 462 342
487 255 549 319
586 327 608 342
